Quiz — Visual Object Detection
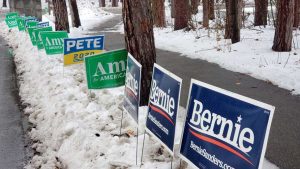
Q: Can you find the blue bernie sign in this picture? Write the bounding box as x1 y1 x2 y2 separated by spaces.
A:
123 53 142 124
145 63 182 155
180 79 275 169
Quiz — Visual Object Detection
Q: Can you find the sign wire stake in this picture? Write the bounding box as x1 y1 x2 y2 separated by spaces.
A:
119 110 124 135
136 126 139 166
140 132 146 166
170 156 173 169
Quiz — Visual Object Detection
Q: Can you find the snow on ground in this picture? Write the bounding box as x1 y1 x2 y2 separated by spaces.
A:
116 4 300 96
0 2 280 169
0 24 280 169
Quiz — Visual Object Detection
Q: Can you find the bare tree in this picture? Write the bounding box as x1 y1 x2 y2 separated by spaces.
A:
203 0 209 27
68 0 81 28
174 0 190 30
53 0 70 32
254 0 268 26
171 0 175 18
294 0 300 27
272 0 294 51
209 0 215 20
112 0 118 7
99 0 106 7
191 0 199 14
2 0 7 7
152 0 166 27
122 0 156 105
225 0 241 43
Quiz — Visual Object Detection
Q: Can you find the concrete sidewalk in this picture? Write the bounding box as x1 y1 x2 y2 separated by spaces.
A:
0 37 26 168
86 11 300 169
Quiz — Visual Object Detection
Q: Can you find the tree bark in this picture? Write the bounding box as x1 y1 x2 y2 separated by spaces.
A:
2 0 7 7
53 0 70 32
191 0 199 14
225 0 241 43
209 0 215 20
272 0 294 51
294 0 300 27
203 0 209 27
152 0 166 27
122 0 156 106
171 0 175 18
99 0 106 7
254 0 268 26
68 0 81 28
112 0 118 7
174 0 190 30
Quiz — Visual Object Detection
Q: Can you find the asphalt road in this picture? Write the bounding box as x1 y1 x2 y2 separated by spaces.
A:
87 11 300 169
0 37 26 168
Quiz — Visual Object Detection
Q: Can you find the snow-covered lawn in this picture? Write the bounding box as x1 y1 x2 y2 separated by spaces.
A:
0 1 283 169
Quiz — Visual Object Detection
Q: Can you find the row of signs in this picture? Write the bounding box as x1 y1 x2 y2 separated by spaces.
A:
5 12 275 169
123 56 275 169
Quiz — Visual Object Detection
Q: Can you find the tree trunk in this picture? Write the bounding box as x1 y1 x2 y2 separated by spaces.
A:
69 0 81 28
99 0 106 7
174 0 190 30
2 0 7 7
152 0 166 27
254 0 268 26
272 0 294 51
294 0 300 27
112 0 118 7
203 0 209 27
171 0 175 18
53 0 70 32
191 0 199 14
122 0 156 106
209 0 215 20
225 0 241 43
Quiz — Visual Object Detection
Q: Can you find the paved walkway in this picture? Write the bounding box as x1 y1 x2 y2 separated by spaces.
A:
0 37 26 168
87 10 300 169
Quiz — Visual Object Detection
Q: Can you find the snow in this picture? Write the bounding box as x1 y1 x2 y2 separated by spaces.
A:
116 4 300 96
0 1 281 169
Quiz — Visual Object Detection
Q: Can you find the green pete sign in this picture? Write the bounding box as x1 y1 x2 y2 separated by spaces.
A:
34 27 53 50
40 31 68 55
85 49 128 89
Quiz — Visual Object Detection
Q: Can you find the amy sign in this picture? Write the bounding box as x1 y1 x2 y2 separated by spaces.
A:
145 63 182 155
64 35 105 66
180 79 275 169
17 17 25 31
5 18 18 28
34 27 53 50
123 53 142 124
5 12 19 19
41 31 69 55
85 49 128 89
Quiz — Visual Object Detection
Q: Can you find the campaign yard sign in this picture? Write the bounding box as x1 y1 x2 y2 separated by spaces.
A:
145 63 182 154
25 18 39 28
34 27 53 50
63 35 105 66
41 31 69 55
37 22 50 28
5 12 19 19
28 27 39 46
85 49 128 89
180 79 275 169
123 53 142 123
17 17 25 31
5 18 18 28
